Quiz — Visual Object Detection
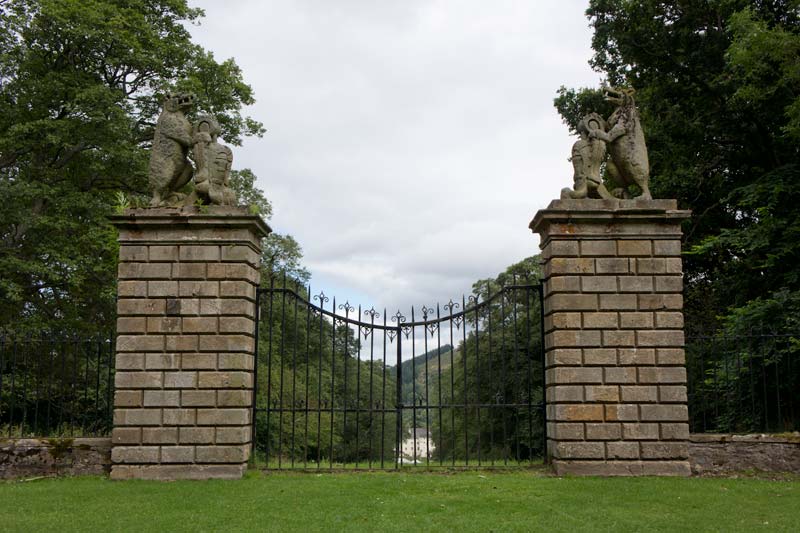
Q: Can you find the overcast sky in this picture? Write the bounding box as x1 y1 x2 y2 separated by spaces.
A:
189 0 601 318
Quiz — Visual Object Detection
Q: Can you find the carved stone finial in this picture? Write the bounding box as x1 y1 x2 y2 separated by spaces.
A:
187 114 237 206
148 93 196 207
603 87 651 200
560 87 652 201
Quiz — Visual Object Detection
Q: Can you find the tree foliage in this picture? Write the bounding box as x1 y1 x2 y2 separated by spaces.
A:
555 0 800 334
0 1 307 336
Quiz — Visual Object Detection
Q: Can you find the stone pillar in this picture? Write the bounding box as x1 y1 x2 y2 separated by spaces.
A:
530 199 692 476
109 207 270 480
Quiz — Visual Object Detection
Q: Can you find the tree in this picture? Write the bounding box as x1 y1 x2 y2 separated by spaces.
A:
0 0 276 335
554 1 800 334
555 1 800 432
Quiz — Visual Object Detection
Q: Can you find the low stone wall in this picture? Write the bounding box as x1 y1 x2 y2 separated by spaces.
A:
0 438 111 479
690 433 800 475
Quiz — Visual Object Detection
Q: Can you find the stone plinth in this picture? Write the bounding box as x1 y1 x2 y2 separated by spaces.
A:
109 207 270 480
530 199 692 476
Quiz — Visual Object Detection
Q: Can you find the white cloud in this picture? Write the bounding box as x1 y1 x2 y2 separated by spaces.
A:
189 0 601 314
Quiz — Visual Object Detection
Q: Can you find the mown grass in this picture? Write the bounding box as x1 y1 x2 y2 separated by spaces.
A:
1 469 798 532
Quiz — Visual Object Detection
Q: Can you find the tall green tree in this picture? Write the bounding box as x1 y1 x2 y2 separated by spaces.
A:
555 1 800 334
0 1 307 336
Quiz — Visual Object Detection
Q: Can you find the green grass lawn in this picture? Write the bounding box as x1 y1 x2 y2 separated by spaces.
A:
1 469 798 532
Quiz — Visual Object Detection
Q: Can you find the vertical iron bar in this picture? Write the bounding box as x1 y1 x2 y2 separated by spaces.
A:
47 336 55 434
106 335 114 433
538 283 547 460
21 336 29 436
343 305 349 466
33 336 41 435
512 280 521 463
411 306 417 466
277 277 287 468
436 304 443 467
94 337 101 434
251 288 262 457
355 305 363 469
462 295 469 465
380 311 387 469
395 333 402 469
0 336 4 434
525 286 534 463
290 280 299 468
500 289 508 465
8 338 18 436
82 339 90 434
71 336 79 437
423 310 431 466
264 280 275 466
487 282 494 465
304 284 311 469
474 295 481 466
316 293 324 468
368 309 375 469
448 308 455 466
329 297 336 469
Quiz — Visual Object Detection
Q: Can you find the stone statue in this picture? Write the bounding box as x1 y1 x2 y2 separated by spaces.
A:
188 115 237 206
600 87 651 200
561 113 616 200
148 92 196 207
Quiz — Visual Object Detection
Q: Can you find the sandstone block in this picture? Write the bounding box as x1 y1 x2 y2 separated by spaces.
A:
179 427 215 444
552 404 604 422
546 293 597 312
618 348 656 365
547 422 584 440
115 371 163 389
659 385 688 402
660 423 690 440
165 335 199 352
554 442 605 460
638 367 686 384
595 258 632 274
602 330 635 347
197 409 250 425
149 245 179 261
112 446 159 464
216 427 252 444
119 245 148 261
584 385 619 402
114 409 161 426
198 334 254 353
179 281 219 298
182 317 218 333
657 348 685 365
547 385 583 402
114 390 143 407
116 335 164 352
653 240 681 256
179 245 220 261
148 281 180 297
622 423 659 440
582 312 618 329
143 390 180 407
118 299 166 316
599 294 637 310
162 408 196 425
605 404 639 422
547 330 601 348
585 423 622 440
118 281 147 297
581 276 617 293
116 353 145 370
198 371 252 389
617 240 652 256
620 386 658 403
163 371 198 388
655 276 683 293
220 281 256 299
583 348 617 365
604 367 637 384
546 276 581 294
606 441 640 459
547 367 602 384
580 240 616 256
112 427 141 445
172 263 206 280
166 298 199 316
181 353 217 370
638 294 683 310
160 446 196 463
655 312 684 329
145 353 180 370
217 353 254 370
636 258 666 274
618 276 654 293
217 390 252 407
117 317 147 334
146 317 180 333
640 404 688 422
640 442 688 459
195 445 249 463
142 427 179 444
181 390 216 407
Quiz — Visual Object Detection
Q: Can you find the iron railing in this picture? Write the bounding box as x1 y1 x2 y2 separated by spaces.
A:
686 330 799 434
252 278 545 469
0 335 116 437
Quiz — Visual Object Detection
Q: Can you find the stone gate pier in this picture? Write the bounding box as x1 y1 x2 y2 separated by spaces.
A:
109 207 269 480
531 199 692 476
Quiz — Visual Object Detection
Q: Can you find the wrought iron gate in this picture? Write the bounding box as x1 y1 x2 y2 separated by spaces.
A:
252 278 544 470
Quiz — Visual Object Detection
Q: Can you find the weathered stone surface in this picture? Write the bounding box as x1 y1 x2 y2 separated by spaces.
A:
689 433 800 475
0 438 112 479
109 209 267 480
